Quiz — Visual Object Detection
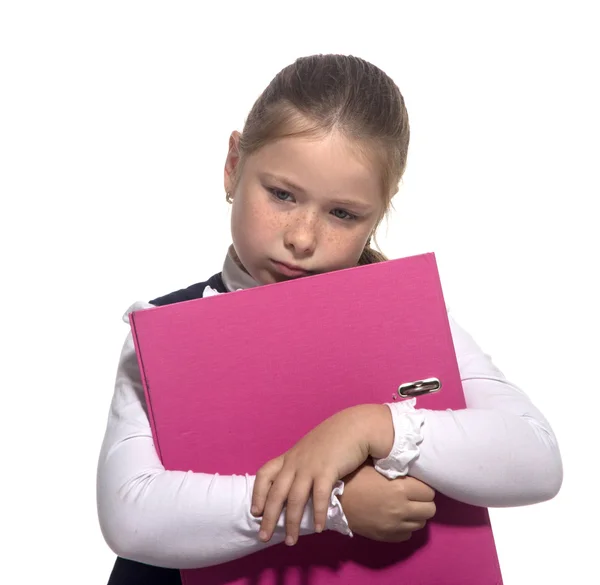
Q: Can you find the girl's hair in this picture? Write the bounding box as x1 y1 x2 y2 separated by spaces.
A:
235 53 410 265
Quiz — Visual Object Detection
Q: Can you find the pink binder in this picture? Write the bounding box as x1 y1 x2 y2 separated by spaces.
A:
129 252 503 585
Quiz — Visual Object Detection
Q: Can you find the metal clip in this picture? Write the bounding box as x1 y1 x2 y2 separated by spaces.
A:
397 377 441 398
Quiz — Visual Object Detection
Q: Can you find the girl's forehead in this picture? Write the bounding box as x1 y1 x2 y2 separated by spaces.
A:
247 134 382 197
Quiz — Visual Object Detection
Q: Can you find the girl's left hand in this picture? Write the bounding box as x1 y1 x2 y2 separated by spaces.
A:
251 404 393 546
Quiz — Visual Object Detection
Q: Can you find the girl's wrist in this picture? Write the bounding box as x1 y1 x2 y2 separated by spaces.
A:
358 404 394 460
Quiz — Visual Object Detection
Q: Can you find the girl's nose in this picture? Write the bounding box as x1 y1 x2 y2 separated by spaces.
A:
283 217 317 257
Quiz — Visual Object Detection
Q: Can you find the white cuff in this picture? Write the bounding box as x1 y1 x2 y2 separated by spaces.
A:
373 399 425 479
325 480 353 537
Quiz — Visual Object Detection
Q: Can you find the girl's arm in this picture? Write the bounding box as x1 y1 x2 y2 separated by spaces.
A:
96 321 350 570
253 313 563 543
373 313 563 507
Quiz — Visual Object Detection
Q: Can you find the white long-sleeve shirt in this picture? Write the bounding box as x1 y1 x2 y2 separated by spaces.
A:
96 250 562 569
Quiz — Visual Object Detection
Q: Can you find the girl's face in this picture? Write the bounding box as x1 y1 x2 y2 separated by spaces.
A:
224 130 384 285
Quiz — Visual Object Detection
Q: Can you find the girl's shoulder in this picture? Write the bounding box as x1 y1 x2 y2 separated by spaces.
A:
119 272 227 325
149 272 227 306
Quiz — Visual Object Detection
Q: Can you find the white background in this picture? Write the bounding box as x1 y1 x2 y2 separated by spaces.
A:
1 1 598 583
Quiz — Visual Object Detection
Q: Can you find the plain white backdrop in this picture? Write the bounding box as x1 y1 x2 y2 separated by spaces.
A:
1 1 598 583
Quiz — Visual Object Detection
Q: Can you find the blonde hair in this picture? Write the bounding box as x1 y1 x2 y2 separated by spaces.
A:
234 54 410 265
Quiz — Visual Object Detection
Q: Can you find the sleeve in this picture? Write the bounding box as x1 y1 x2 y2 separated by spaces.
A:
373 312 563 508
96 302 351 571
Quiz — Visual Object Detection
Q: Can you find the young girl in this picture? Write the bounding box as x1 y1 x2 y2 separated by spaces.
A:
97 54 563 584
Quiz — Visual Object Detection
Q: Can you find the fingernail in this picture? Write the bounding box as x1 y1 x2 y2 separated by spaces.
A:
251 506 258 516
315 524 323 533
259 531 268 541
285 536 295 546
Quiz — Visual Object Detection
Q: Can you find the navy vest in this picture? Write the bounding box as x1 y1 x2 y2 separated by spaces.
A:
106 272 228 585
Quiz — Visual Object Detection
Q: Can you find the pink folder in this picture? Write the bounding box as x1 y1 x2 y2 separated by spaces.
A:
129 252 503 584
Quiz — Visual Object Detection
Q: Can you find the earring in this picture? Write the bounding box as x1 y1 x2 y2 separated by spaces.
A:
226 191 233 203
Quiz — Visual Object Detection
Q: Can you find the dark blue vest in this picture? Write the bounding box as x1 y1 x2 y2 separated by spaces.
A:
106 272 228 585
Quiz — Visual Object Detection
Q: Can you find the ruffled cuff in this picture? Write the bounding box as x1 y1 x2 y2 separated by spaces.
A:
373 398 425 479
325 480 353 537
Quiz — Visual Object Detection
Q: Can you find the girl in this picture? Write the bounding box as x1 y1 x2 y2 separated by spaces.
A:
97 54 563 584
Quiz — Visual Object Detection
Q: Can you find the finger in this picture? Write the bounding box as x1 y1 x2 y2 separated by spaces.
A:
391 531 413 543
312 476 336 534
252 458 283 517
284 476 313 546
403 477 436 502
405 500 437 524
372 530 414 543
259 471 295 542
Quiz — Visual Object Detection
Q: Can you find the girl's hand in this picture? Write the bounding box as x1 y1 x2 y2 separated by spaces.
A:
341 464 436 542
251 405 393 545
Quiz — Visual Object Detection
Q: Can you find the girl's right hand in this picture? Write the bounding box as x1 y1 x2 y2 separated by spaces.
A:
251 405 394 545
340 464 436 542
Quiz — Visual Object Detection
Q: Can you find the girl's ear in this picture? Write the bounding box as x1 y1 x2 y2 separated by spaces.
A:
224 131 242 196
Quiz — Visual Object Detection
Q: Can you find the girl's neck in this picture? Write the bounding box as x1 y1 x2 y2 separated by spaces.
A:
222 245 261 292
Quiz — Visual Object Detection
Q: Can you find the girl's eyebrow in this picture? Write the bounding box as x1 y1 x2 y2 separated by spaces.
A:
262 173 306 194
262 173 375 211
328 197 375 212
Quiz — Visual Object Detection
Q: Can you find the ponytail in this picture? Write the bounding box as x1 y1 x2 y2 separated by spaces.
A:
358 242 388 265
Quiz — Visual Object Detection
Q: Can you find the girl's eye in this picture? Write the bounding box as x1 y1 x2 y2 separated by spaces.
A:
270 188 293 202
331 209 357 221
268 187 357 221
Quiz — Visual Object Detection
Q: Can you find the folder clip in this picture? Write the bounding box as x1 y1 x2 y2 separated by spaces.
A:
397 377 441 398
